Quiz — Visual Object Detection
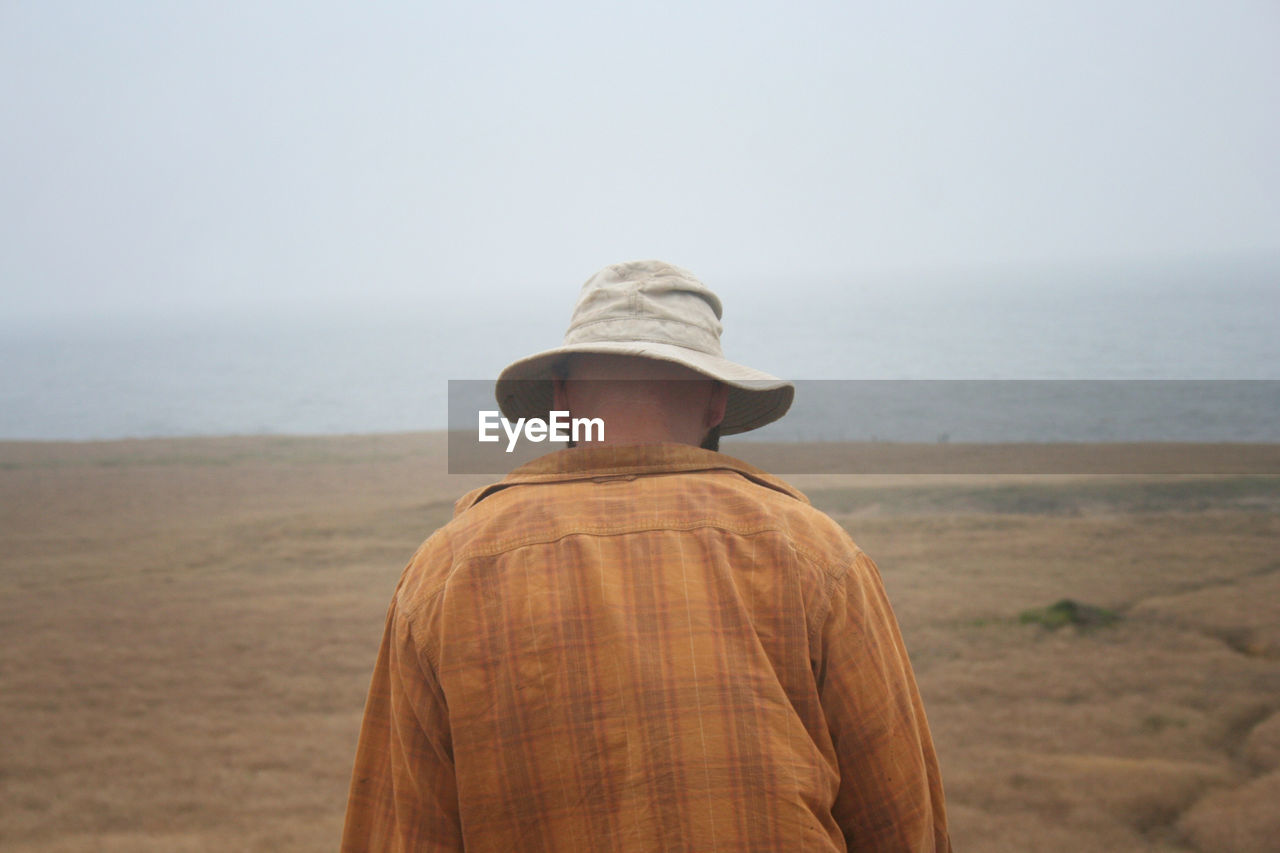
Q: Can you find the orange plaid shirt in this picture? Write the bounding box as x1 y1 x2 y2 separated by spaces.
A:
343 444 949 851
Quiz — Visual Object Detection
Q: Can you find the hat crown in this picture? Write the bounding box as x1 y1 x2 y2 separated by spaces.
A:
563 260 725 356
494 259 794 436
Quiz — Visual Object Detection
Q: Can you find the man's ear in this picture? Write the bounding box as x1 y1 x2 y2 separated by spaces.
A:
704 382 728 429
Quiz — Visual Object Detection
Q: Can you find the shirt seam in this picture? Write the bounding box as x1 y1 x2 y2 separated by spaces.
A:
395 594 449 743
451 518 797 562
403 526 855 653
807 552 853 646
399 527 454 673
403 512 857 665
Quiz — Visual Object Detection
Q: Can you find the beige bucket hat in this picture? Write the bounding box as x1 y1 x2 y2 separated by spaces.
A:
495 260 794 435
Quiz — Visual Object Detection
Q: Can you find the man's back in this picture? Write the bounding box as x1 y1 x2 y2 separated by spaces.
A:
343 445 948 851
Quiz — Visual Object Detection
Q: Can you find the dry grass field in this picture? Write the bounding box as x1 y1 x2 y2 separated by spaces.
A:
1 434 1277 851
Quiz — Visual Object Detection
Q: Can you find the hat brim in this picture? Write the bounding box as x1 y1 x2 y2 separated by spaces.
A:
495 342 794 436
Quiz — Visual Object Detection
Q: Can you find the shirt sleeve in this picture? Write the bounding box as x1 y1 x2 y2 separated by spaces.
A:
342 592 462 852
815 551 951 852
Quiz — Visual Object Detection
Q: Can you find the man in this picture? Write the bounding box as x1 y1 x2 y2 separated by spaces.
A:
343 260 950 851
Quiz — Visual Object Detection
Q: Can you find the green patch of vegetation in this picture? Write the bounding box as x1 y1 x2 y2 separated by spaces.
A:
1019 598 1120 630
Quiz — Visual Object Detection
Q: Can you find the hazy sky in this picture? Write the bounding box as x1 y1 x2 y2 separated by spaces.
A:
3 1 1277 324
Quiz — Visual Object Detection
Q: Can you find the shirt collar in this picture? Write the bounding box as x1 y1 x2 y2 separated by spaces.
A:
455 443 808 516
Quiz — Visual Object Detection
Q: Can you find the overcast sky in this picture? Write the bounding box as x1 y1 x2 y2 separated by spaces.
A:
2 1 1277 325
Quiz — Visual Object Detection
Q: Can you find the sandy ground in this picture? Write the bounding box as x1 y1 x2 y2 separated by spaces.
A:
1 434 1277 852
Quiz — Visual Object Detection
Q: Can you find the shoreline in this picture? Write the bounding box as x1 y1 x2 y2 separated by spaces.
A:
4 431 1278 475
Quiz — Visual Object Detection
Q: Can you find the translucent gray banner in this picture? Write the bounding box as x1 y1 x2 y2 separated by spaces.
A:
448 380 1280 474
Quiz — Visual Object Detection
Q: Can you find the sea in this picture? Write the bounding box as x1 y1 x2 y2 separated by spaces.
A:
3 267 1278 443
